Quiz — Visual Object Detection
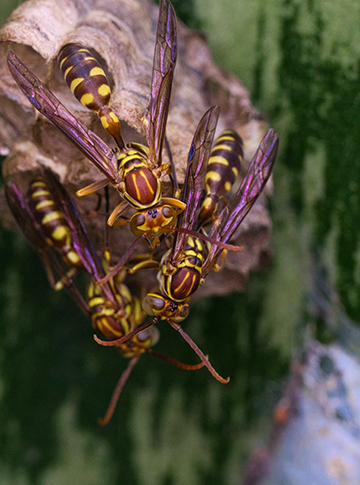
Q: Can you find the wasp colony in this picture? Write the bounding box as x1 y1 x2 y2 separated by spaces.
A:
0 0 278 424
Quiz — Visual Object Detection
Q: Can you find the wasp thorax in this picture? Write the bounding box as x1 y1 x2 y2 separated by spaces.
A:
116 147 161 208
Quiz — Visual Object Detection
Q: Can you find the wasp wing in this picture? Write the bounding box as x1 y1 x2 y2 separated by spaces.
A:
143 0 177 169
7 51 120 184
39 167 120 305
5 180 90 315
169 105 220 261
203 129 279 274
5 181 54 272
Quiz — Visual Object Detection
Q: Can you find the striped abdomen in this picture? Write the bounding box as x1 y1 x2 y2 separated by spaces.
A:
88 282 159 356
58 43 124 148
198 130 243 227
87 282 131 340
160 237 204 302
28 177 82 268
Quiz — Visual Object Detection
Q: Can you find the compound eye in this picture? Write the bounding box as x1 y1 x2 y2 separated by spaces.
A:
137 326 160 346
162 206 174 219
130 212 146 236
142 293 166 315
174 304 189 322
132 213 145 227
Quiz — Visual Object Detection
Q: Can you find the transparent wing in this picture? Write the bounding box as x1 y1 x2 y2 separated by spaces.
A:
7 50 120 184
203 129 279 275
5 181 90 315
39 167 119 305
143 0 177 168
170 105 220 260
5 181 52 263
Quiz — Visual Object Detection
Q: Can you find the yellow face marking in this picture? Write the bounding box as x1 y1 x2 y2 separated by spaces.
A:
51 225 69 241
90 66 106 77
80 92 94 107
97 83 111 97
208 156 230 166
160 215 172 228
42 211 64 226
205 171 222 183
70 77 84 93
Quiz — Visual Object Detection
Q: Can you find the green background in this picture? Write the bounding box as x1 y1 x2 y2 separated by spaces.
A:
1 0 359 483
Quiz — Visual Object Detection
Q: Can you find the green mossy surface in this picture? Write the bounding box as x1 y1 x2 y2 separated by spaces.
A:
1 0 359 483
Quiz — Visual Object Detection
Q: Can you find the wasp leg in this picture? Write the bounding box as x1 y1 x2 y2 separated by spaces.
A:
107 201 130 226
77 178 109 197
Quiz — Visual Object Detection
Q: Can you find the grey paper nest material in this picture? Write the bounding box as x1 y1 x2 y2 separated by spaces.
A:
0 0 274 299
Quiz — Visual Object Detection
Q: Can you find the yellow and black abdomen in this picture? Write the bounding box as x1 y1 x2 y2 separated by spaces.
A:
28 176 82 268
87 282 127 340
88 282 159 356
198 130 243 227
58 43 124 148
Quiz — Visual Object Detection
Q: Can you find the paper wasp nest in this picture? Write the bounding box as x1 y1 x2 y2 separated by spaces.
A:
0 0 274 299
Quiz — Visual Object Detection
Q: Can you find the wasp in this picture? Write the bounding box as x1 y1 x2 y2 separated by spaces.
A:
86 254 204 426
7 0 185 242
58 43 125 149
94 111 279 383
5 167 204 425
5 167 97 290
198 129 244 227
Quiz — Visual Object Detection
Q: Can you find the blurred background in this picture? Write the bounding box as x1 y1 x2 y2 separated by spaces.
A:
1 0 360 483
